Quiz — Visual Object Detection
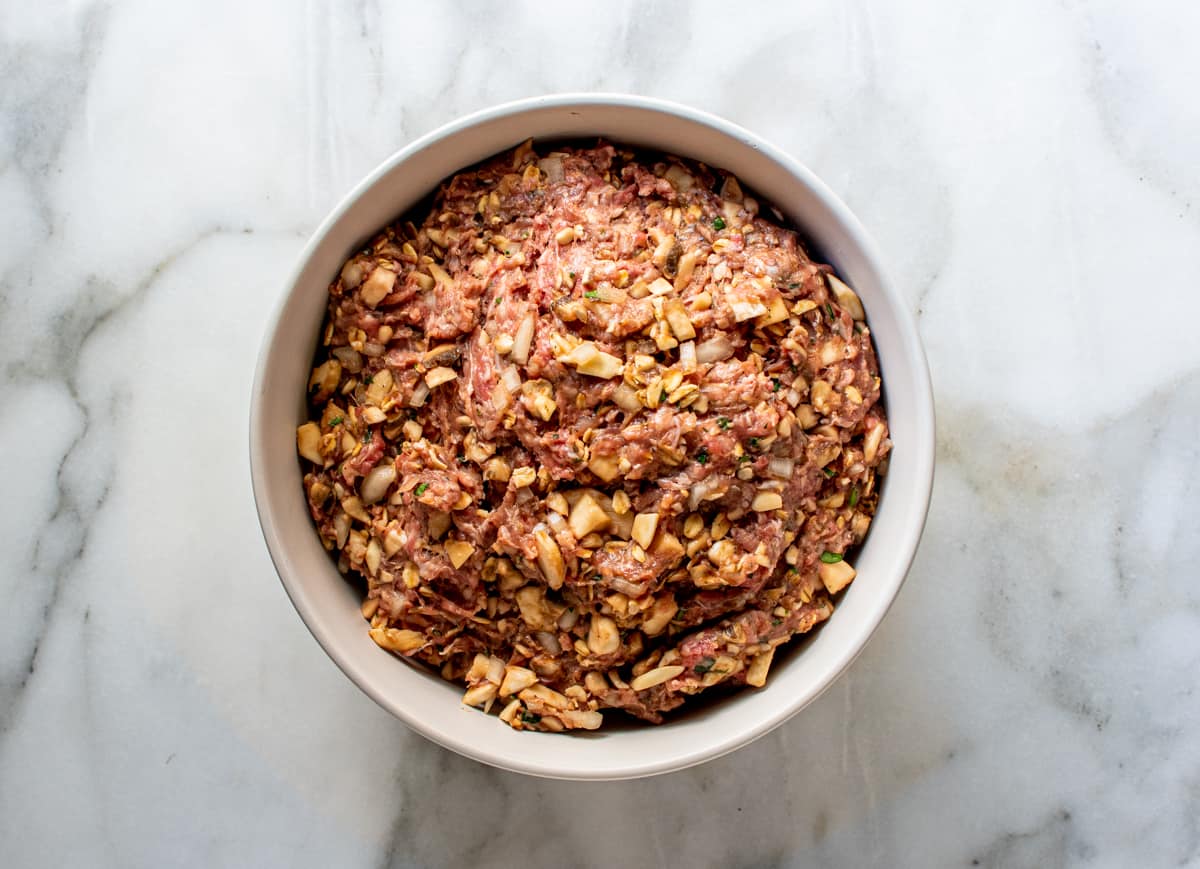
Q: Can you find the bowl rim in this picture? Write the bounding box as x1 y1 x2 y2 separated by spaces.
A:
249 92 935 780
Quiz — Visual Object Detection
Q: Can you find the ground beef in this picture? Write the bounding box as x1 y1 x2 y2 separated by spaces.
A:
294 141 892 732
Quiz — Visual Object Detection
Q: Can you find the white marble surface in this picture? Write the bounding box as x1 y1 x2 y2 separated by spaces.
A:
2 1 1198 865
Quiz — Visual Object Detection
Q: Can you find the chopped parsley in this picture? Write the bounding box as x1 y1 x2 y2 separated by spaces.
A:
584 289 600 301
849 486 860 508
414 482 429 497
738 454 752 464
747 437 761 451
717 417 731 430
772 377 783 392
520 712 541 725
328 416 343 426
822 467 835 478
363 374 373 384
361 429 372 443
772 618 783 626
695 449 709 465
712 216 726 230
494 296 501 304
824 303 835 320
568 271 576 280
694 657 716 675
820 551 844 564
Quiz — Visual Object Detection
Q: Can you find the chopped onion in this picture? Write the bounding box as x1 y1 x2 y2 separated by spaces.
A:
408 380 430 407
688 475 723 511
500 365 522 394
679 340 697 372
360 464 397 504
537 155 564 184
768 457 795 479
695 335 734 363
609 577 649 597
334 513 350 549
611 383 642 412
511 313 535 364
491 377 511 410
332 346 363 374
534 631 562 655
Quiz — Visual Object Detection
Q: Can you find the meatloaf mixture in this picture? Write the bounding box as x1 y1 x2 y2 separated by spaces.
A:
296 141 891 731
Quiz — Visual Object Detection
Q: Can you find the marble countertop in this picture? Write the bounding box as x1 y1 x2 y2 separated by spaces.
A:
3 2 1198 866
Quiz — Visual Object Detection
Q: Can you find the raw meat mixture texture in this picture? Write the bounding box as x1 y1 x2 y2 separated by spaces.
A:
295 140 892 731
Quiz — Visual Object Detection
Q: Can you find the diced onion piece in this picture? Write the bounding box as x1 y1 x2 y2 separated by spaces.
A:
360 464 396 504
511 314 535 364
688 475 723 510
819 558 857 594
360 267 396 307
609 577 649 597
500 666 538 697
649 277 674 296
562 341 622 379
827 274 865 321
767 457 795 479
695 335 734 363
611 383 642 411
331 346 363 373
758 297 790 326
588 454 620 481
631 512 659 549
499 366 522 395
679 340 697 372
534 631 562 656
663 299 696 341
745 648 775 688
730 299 768 322
408 380 430 407
533 525 566 589
424 366 458 388
664 164 694 192
568 493 610 539
296 423 322 464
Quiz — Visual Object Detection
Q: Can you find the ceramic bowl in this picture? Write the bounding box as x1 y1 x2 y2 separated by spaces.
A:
250 94 935 780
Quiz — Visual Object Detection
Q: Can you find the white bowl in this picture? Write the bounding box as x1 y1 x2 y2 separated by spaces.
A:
250 94 934 780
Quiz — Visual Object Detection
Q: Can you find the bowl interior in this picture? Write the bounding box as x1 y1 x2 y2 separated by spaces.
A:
250 95 934 780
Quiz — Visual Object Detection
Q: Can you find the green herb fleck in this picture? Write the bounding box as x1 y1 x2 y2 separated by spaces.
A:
328 416 343 426
695 449 709 465
495 296 501 305
363 374 373 385
747 437 760 450
414 482 429 497
717 417 731 430
520 712 541 725
772 377 782 392
820 551 844 564
823 467 835 478
824 303 835 320
362 429 372 443
694 657 716 675
738 454 752 464
712 216 726 230
772 618 783 626
849 486 860 508
568 271 576 280
584 289 600 301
